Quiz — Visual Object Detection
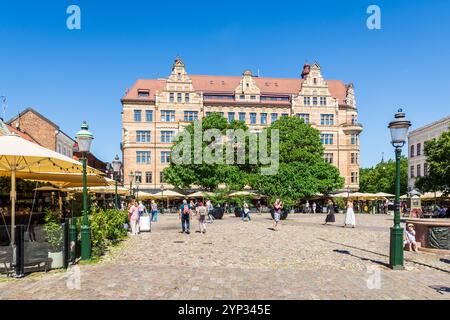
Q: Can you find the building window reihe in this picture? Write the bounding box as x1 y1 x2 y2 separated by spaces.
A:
260 113 267 125
136 151 151 164
320 114 334 126
297 113 310 124
250 113 257 125
161 151 171 164
239 112 246 121
136 130 151 143
146 110 153 122
145 171 152 183
161 131 175 143
271 113 278 123
184 111 198 122
320 134 334 145
161 110 175 122
134 110 142 122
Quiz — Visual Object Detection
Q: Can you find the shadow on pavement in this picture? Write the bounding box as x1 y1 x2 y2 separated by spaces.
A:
333 249 390 268
319 238 450 274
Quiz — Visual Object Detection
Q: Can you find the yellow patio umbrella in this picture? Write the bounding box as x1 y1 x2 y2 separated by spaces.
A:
151 190 185 209
68 185 130 196
137 191 156 200
0 134 97 245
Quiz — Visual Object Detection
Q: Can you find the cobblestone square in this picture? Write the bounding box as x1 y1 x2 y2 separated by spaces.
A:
1 213 450 300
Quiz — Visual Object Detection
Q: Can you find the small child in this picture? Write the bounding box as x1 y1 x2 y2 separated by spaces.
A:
404 223 419 252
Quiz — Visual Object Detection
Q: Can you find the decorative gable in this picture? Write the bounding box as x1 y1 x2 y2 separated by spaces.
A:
234 70 260 102
345 83 356 108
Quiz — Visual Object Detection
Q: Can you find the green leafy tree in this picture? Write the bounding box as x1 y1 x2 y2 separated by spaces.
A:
359 157 408 195
415 129 450 195
164 113 256 191
250 116 344 206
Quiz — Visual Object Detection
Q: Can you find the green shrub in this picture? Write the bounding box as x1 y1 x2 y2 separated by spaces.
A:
43 209 64 252
88 208 128 258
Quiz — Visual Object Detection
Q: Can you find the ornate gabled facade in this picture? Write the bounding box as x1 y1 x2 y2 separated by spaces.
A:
121 58 363 192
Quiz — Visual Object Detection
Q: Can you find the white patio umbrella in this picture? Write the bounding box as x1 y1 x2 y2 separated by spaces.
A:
374 192 395 198
228 191 263 199
151 190 185 199
188 191 215 198
0 134 97 245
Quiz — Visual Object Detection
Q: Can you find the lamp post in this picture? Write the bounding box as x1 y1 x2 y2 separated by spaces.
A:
128 171 134 199
112 155 122 209
388 109 411 270
136 179 140 202
161 184 165 214
75 121 94 261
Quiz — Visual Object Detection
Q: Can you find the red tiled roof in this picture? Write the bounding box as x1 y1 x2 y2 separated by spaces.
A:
123 75 348 104
4 123 39 144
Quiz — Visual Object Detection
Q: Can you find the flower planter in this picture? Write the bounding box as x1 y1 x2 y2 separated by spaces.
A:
48 251 64 269
212 208 224 220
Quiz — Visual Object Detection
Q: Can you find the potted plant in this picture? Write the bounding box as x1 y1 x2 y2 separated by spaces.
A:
43 209 64 269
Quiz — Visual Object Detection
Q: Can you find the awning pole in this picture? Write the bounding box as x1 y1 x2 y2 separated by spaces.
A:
10 165 16 246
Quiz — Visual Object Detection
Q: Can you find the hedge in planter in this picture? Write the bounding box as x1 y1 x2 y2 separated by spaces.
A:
211 207 224 219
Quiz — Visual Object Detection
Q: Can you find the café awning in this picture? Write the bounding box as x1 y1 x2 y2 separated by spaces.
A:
0 134 100 245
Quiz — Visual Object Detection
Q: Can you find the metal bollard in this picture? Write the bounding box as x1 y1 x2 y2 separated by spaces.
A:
69 217 77 263
63 219 69 269
14 225 25 278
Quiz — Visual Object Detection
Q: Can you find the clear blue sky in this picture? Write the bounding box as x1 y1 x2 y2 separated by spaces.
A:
1 0 449 167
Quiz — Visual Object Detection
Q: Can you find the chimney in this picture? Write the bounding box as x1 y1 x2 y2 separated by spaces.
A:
301 64 311 79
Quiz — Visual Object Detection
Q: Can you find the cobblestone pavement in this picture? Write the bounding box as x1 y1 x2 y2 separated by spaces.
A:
1 213 450 300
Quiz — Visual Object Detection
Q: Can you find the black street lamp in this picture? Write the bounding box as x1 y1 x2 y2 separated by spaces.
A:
388 109 411 270
75 121 94 260
112 155 122 209
161 184 165 214
128 170 135 199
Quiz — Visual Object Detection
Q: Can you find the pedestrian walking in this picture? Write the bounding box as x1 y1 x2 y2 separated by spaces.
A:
179 199 192 234
323 200 336 225
257 200 262 215
305 200 310 213
242 201 251 221
344 200 356 228
138 201 147 217
196 201 207 234
151 200 158 222
128 199 139 235
312 202 317 214
206 199 214 223
272 199 283 231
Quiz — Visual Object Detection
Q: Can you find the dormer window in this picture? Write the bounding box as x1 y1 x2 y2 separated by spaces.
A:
169 93 174 102
177 73 182 80
313 78 317 84
138 90 150 97
246 83 249 88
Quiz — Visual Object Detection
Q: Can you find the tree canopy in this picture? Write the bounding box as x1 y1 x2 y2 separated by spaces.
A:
163 113 255 191
359 156 408 195
249 116 344 205
415 128 450 195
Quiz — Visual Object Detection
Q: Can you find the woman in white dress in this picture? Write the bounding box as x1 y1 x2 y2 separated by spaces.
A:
344 200 356 228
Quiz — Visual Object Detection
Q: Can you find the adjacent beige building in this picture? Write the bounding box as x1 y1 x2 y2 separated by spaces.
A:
121 58 363 192
408 115 450 191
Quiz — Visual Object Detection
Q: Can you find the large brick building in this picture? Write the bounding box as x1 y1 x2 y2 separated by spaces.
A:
6 108 108 173
121 58 362 192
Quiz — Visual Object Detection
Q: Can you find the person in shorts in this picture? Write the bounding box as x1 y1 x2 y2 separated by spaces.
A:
273 199 283 231
404 223 419 252
196 202 207 234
